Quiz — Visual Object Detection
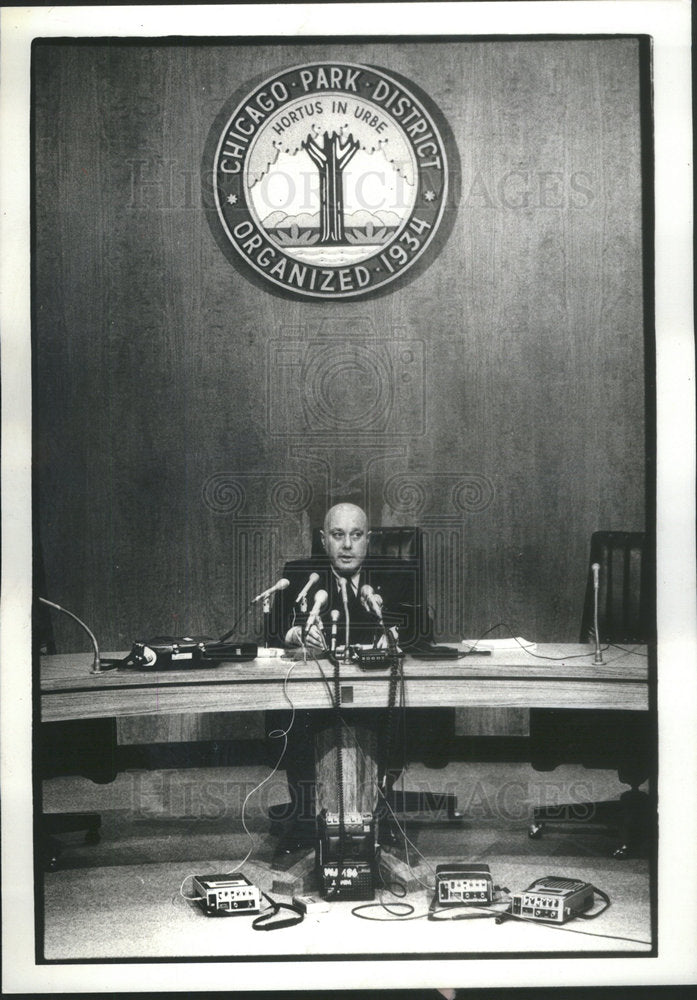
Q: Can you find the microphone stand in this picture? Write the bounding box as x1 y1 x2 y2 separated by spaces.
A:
339 579 350 663
262 595 271 650
592 562 604 665
39 597 120 673
330 610 340 656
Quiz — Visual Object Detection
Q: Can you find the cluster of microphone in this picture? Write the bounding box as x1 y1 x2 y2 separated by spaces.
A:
253 561 607 660
251 572 387 658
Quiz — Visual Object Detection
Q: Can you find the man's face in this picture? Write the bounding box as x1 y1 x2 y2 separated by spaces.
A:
321 505 369 576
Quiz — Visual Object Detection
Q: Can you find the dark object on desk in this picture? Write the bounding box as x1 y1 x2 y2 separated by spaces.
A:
355 643 476 667
413 645 492 659
529 531 654 858
124 637 258 670
356 647 402 670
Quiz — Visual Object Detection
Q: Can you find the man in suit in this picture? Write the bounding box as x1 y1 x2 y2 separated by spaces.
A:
272 502 431 652
267 502 433 848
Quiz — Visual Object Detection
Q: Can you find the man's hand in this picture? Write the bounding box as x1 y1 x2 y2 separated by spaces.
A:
360 584 384 619
375 626 400 650
284 624 325 650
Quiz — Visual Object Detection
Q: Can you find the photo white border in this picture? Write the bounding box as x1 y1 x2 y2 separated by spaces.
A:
2 2 694 992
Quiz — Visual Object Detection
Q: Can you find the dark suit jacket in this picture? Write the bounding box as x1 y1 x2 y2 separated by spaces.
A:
269 555 433 649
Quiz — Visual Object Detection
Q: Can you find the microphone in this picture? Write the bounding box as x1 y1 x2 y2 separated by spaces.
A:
295 572 320 612
591 562 604 664
305 588 328 632
251 578 289 603
338 576 351 660
330 609 340 654
38 597 119 673
360 584 384 621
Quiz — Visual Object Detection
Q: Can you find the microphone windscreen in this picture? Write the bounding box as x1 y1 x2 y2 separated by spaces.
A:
295 571 320 603
252 576 291 602
311 588 328 611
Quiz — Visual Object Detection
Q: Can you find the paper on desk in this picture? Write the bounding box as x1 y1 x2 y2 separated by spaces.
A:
461 637 537 653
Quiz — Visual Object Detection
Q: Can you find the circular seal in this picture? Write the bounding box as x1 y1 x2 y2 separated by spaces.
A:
212 62 449 299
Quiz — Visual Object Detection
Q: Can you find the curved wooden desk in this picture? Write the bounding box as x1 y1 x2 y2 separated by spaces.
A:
40 644 650 723
40 645 652 886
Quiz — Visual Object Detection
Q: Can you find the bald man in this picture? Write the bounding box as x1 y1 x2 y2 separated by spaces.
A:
267 502 433 848
271 502 431 651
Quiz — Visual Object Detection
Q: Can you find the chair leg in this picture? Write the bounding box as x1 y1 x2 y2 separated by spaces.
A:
613 788 653 858
528 788 651 858
42 812 102 871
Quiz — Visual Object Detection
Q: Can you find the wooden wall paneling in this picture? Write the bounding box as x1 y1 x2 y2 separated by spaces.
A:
33 40 647 746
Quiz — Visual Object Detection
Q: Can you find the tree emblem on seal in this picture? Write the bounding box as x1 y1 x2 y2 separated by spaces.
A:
302 131 360 244
210 62 452 300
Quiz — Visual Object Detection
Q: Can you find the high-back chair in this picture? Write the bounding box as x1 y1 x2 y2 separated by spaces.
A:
529 530 654 857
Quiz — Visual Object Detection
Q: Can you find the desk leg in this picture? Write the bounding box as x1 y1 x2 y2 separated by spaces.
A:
269 720 433 897
314 722 378 815
269 721 377 896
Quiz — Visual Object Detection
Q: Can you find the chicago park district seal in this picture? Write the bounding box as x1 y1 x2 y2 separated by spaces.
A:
213 63 449 299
